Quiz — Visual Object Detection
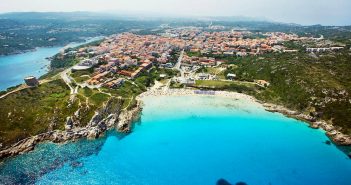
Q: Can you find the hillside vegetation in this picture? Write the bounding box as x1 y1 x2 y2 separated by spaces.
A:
0 80 73 148
223 50 351 134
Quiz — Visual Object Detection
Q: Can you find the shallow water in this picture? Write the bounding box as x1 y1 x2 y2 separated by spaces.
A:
1 95 350 185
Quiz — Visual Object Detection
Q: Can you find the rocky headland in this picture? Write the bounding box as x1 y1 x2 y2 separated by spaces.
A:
0 98 142 160
263 103 351 146
1 87 350 160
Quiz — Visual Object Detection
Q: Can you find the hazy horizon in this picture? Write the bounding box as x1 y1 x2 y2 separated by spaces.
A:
0 0 351 26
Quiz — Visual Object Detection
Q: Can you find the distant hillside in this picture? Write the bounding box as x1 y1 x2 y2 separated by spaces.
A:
0 12 127 21
0 12 350 56
0 12 161 55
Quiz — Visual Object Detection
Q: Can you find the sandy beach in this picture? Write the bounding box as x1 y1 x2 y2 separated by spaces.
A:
1 87 350 160
139 88 257 102
139 87 351 146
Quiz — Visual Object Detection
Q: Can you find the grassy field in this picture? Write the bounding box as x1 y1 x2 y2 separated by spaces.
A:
71 70 94 83
195 80 256 89
76 87 112 126
90 93 110 107
193 80 258 95
73 76 91 84
0 79 116 149
0 80 76 148
197 67 226 79
79 87 110 107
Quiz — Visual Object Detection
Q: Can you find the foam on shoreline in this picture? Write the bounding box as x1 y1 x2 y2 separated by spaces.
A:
139 88 257 103
139 88 351 146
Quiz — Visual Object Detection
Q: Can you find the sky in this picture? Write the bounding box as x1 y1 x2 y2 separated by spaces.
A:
0 0 351 25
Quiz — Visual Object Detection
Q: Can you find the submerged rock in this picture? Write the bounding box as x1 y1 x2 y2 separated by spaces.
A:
216 179 232 185
70 161 84 168
235 182 248 185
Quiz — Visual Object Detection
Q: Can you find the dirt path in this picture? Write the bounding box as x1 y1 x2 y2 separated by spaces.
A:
0 78 55 99
122 96 135 111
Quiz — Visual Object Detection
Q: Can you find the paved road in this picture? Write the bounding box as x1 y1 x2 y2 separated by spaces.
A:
60 68 75 94
174 50 185 78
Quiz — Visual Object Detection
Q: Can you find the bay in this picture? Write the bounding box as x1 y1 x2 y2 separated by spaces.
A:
1 95 351 185
0 37 102 91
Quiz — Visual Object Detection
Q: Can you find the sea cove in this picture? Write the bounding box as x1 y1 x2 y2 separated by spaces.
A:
0 95 350 185
0 37 103 91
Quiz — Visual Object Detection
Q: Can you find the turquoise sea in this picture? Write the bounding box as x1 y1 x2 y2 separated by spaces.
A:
0 37 102 91
0 95 350 185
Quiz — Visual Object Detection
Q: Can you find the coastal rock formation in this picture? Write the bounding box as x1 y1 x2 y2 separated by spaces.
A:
87 128 100 139
117 102 142 133
310 122 320 129
140 89 351 147
327 131 351 146
89 112 103 127
263 103 351 146
1 88 350 160
0 97 142 159
65 117 74 130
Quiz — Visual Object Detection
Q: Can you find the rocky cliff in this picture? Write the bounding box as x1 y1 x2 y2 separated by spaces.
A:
0 97 142 160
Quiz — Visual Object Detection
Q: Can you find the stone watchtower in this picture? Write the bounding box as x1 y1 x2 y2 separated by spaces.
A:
24 76 39 87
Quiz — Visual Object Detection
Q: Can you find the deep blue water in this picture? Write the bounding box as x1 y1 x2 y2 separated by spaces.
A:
0 37 103 91
0 95 350 185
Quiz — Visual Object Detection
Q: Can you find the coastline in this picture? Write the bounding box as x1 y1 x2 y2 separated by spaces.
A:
1 88 350 160
139 88 351 147
0 36 104 57
0 36 104 91
0 49 37 57
0 98 142 160
263 103 351 146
